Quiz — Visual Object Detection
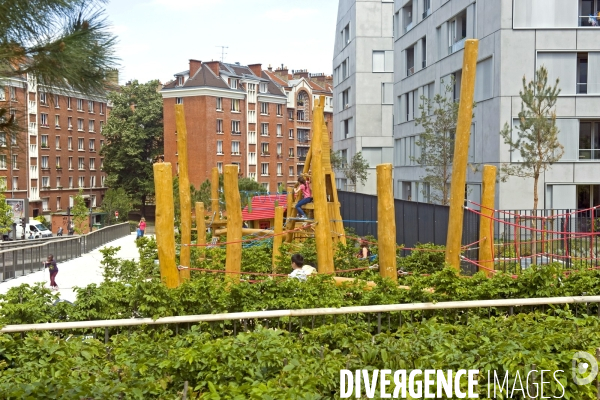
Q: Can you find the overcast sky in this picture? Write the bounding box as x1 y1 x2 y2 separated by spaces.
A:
104 0 338 85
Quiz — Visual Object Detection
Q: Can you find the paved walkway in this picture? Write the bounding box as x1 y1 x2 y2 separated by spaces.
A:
0 233 144 303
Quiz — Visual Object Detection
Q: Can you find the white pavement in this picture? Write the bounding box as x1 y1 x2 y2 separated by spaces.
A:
0 233 144 303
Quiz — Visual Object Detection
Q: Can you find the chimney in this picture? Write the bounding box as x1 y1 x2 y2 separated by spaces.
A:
268 64 273 72
189 59 202 77
295 69 309 79
325 75 333 86
248 63 262 77
204 61 220 76
275 66 289 81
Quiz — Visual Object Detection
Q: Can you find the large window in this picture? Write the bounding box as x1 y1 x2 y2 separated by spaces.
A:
580 0 600 26
260 102 269 115
578 53 588 94
579 121 600 159
341 23 350 47
261 123 269 136
261 162 269 176
448 10 467 54
406 45 415 76
231 120 240 134
373 51 393 72
231 99 240 112
231 141 240 155
341 88 350 110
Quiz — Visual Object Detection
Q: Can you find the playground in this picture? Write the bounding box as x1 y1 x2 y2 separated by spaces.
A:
4 40 600 398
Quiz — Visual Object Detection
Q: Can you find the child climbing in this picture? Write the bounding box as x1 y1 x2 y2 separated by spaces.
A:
294 176 313 220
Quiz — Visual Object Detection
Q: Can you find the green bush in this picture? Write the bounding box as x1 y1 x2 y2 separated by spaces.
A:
397 243 447 274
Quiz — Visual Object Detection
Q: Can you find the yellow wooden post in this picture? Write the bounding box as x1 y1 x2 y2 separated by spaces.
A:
175 104 191 281
478 165 497 277
311 98 334 273
211 167 220 216
153 162 179 288
223 165 242 283
445 39 479 270
272 207 284 271
195 202 206 260
285 190 295 242
377 164 398 281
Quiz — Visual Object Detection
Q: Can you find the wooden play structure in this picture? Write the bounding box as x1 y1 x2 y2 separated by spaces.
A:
153 40 490 288
152 95 401 288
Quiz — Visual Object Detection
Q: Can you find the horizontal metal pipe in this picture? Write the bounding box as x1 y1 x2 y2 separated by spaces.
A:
2 295 599 333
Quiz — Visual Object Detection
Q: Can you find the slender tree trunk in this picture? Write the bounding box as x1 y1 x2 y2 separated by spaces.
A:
533 172 539 210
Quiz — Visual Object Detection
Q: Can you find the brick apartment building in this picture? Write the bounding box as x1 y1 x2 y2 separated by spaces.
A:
161 60 333 192
0 75 110 217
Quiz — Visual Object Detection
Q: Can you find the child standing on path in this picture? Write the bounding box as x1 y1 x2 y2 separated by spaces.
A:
294 176 313 219
44 254 59 290
138 218 146 237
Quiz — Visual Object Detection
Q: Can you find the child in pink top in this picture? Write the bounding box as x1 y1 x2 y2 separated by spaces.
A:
294 176 313 219
138 218 146 237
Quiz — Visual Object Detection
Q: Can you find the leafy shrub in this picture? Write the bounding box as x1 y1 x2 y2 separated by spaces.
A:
397 243 447 274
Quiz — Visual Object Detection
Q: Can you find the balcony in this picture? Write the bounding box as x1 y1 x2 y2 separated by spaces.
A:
422 9 431 19
407 66 415 76
449 37 466 55
405 21 414 33
28 101 36 112
231 131 241 136
298 156 307 162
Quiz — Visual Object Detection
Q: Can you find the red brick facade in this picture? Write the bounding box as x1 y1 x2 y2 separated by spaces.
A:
161 60 333 192
0 76 109 217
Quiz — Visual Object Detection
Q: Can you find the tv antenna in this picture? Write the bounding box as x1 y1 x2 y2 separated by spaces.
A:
216 46 228 62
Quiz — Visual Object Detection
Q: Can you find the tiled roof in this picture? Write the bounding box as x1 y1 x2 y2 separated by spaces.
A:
264 70 288 86
162 65 230 90
261 71 285 97
241 194 288 221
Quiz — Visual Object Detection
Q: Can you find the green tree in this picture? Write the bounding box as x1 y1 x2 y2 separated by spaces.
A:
500 66 563 210
71 188 89 234
338 152 369 192
413 79 462 205
0 188 13 234
0 0 117 155
101 188 133 225
100 80 163 209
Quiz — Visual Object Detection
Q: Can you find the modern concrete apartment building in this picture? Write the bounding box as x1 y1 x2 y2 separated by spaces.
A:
161 60 333 192
393 0 600 210
332 0 396 194
0 75 109 217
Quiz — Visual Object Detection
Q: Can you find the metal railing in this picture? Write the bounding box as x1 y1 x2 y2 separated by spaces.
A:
2 296 599 339
0 223 130 282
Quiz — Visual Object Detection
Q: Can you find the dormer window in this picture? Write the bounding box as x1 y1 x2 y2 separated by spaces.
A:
229 78 238 89
177 76 184 86
260 83 268 93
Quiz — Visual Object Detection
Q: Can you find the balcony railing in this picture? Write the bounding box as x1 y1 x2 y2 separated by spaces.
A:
579 15 600 27
407 66 415 76
449 37 466 54
405 21 414 33
422 8 431 18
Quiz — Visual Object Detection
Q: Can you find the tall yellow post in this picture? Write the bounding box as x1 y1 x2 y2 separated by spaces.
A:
223 165 242 283
175 104 191 281
285 189 295 242
195 202 206 260
272 206 284 271
211 167 220 216
478 165 497 277
153 162 179 288
445 39 479 271
311 98 334 273
377 164 398 281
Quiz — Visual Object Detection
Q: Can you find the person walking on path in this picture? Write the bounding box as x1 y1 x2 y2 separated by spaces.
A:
138 217 147 237
294 176 313 219
44 254 59 290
